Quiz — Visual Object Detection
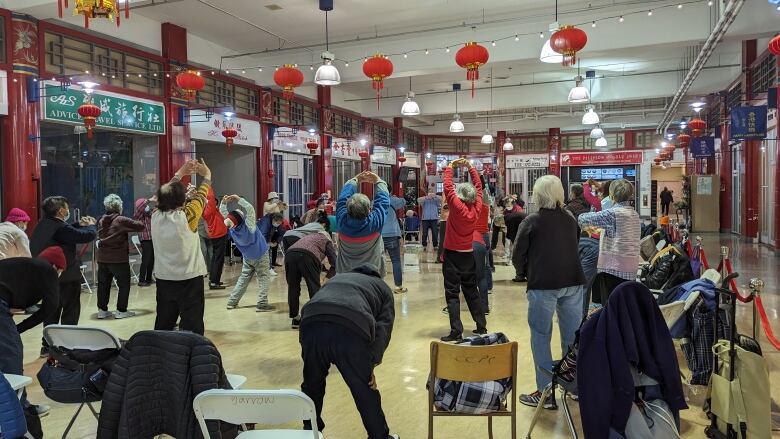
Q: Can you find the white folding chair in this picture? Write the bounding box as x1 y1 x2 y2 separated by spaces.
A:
80 264 93 294
129 235 142 283
42 325 122 439
193 389 323 438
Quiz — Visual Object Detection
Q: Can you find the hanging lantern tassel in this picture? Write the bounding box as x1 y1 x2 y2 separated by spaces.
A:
371 75 384 110
222 128 238 152
78 102 101 140
125 0 130 19
466 66 479 98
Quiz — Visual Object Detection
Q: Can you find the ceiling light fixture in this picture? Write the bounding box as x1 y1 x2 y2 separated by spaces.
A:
707 1 713 5
540 38 564 63
648 10 653 16
450 114 464 133
77 79 99 94
515 35 520 41
568 75 590 103
503 139 514 151
677 4 683 8
314 0 341 86
481 70 495 144
590 126 604 139
619 15 624 22
591 21 596 27
401 78 421 116
582 104 600 125
445 47 451 53
595 136 608 147
481 130 493 144
491 41 496 47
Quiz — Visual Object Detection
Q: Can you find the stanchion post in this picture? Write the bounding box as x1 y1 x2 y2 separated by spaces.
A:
719 246 729 281
749 278 764 341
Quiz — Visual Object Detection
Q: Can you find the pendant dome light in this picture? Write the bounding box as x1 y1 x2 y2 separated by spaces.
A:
481 130 494 144
481 71 494 144
314 0 341 86
590 125 604 139
568 75 589 103
503 138 514 151
400 77 420 116
540 1 564 64
595 136 608 147
582 104 599 125
449 84 464 132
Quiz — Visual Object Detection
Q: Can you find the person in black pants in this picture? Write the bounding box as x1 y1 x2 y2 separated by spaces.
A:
285 231 336 328
30 196 97 357
299 264 398 439
134 196 156 286
659 186 674 216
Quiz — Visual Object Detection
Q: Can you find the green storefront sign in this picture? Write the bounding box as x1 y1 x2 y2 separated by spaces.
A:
41 82 166 135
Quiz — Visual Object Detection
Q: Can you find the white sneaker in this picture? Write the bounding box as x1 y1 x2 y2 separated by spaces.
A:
389 434 400 439
114 310 136 319
269 269 278 276
97 310 113 319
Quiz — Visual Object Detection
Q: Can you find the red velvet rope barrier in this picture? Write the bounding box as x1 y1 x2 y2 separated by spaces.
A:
715 258 753 303
754 295 780 351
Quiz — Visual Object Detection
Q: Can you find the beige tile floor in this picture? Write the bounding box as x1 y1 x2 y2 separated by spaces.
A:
15 233 780 438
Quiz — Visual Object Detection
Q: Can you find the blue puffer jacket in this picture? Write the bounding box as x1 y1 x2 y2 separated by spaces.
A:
0 373 26 438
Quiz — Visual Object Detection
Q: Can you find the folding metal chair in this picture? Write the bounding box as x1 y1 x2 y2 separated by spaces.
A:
42 325 122 439
129 235 142 283
80 264 93 294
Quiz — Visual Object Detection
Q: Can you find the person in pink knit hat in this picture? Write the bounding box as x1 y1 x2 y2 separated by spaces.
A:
0 208 31 259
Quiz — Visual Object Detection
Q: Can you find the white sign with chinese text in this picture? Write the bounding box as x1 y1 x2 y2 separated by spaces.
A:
505 153 549 169
190 111 261 147
273 127 320 155
371 146 397 165
331 137 362 161
402 152 421 168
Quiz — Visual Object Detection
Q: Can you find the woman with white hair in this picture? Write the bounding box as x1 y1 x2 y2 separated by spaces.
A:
512 175 585 408
578 178 640 304
96 193 145 319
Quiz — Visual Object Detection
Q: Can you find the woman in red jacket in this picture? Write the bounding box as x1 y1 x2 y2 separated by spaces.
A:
202 187 228 290
440 158 488 343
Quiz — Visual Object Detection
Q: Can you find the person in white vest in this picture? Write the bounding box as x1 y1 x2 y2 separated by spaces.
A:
151 159 212 335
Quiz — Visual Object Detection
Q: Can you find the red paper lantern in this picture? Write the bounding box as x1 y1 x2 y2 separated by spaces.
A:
77 101 101 139
362 54 394 109
222 127 238 149
769 34 780 56
654 157 662 164
688 118 706 137
677 133 691 147
306 142 319 153
398 156 407 164
358 149 370 159
550 25 588 66
175 70 205 101
455 42 489 98
274 64 304 100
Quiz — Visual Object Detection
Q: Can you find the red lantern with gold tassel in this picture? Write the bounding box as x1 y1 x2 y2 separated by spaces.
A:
455 42 489 98
222 127 238 150
398 156 407 164
77 101 101 139
677 133 691 148
306 142 319 154
769 34 780 56
550 25 588 66
688 118 706 137
175 70 205 101
362 54 394 109
273 65 304 100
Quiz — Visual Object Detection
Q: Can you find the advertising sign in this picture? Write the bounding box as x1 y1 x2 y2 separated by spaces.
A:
331 137 362 161
690 136 715 158
730 106 767 140
272 127 320 155
560 151 644 166
505 153 549 169
190 110 261 147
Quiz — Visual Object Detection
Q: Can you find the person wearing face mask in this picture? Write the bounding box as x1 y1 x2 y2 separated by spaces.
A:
134 196 157 287
30 196 97 357
0 246 66 418
0 208 32 259
257 212 285 276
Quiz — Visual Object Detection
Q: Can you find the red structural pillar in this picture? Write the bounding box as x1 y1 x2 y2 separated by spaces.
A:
2 13 41 224
742 39 759 240
258 121 272 206
548 128 561 177
496 131 506 195
317 85 331 198
719 120 732 232
393 117 404 195
160 23 191 183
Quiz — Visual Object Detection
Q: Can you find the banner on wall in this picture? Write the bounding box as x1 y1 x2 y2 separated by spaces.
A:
370 146 397 165
41 81 166 135
560 150 643 166
272 127 320 155
190 110 261 147
505 153 549 169
730 106 767 140
402 152 421 168
690 136 715 158
331 138 362 161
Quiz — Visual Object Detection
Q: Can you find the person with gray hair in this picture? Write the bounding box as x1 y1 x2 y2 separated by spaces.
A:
512 175 585 408
440 158 487 343
578 178 640 304
335 171 390 275
96 193 145 319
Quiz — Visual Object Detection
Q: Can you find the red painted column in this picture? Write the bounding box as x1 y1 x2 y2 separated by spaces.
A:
393 117 404 195
776 79 780 249
548 128 561 177
2 14 41 224
316 85 331 198
719 120 732 232
258 122 272 206
496 131 506 196
160 23 190 182
742 40 758 239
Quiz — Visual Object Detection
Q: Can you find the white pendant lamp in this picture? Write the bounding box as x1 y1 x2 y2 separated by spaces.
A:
540 39 564 64
590 126 604 139
582 105 600 125
595 136 608 147
450 114 464 133
568 75 590 103
481 130 494 144
314 3 340 86
502 139 514 151
400 78 420 116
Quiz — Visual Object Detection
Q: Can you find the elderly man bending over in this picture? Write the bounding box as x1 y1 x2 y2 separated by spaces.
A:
336 171 390 276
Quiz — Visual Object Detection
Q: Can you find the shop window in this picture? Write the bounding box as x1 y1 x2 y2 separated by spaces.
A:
303 157 316 202
272 154 284 200
371 164 393 187
634 131 662 149
332 159 361 201
750 55 775 96
726 83 742 114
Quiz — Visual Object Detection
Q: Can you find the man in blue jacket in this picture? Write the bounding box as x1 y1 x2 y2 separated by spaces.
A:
336 171 389 276
381 194 407 293
30 196 97 357
220 195 275 312
257 212 284 276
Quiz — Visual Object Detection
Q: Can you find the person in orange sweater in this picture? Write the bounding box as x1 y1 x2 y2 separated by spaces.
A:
440 158 487 343
202 187 228 290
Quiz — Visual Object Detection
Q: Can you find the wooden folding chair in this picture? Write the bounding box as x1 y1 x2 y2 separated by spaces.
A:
428 341 518 439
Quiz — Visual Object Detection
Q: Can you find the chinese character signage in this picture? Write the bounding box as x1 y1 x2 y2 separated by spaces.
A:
690 136 715 158
505 153 549 169
272 127 320 155
41 82 165 135
730 106 767 140
190 110 261 147
370 145 397 165
560 151 643 166
330 137 362 161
